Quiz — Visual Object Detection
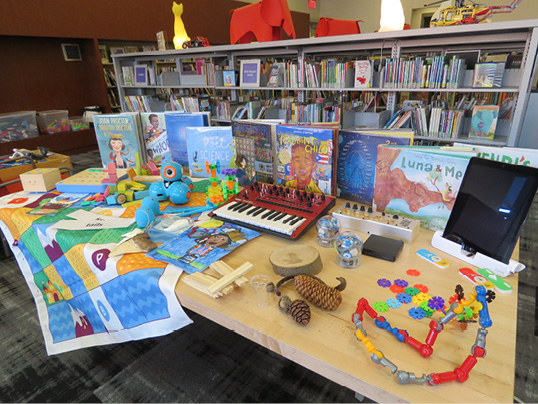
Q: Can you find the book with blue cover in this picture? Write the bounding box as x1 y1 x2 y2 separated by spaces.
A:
165 112 210 168
275 124 337 196
337 129 414 205
92 112 145 169
140 112 170 165
186 126 234 178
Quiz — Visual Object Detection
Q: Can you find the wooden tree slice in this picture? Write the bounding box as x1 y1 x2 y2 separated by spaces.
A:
269 245 322 277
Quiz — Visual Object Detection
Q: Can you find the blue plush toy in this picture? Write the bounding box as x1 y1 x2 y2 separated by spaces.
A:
135 158 194 228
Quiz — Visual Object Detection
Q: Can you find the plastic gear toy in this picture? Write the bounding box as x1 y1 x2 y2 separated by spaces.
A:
394 279 409 287
408 307 426 320
412 292 431 305
419 302 434 317
390 284 405 294
397 293 412 304
386 298 401 308
377 278 391 288
428 296 445 311
373 301 389 312
414 284 428 293
486 290 496 303
457 306 474 321
404 286 419 296
406 269 421 276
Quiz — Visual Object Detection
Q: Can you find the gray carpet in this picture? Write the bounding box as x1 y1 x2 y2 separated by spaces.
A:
0 150 536 403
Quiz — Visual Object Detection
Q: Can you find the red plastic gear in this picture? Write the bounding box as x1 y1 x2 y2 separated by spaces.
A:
407 269 421 276
414 284 428 293
390 284 405 294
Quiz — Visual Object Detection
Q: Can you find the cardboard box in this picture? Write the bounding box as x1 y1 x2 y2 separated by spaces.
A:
20 167 62 192
0 151 73 195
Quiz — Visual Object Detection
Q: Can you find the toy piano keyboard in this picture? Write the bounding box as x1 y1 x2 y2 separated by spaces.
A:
209 182 335 240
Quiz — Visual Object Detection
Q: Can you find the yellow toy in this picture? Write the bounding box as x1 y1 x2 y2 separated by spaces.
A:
428 0 522 27
172 2 190 50
20 168 62 192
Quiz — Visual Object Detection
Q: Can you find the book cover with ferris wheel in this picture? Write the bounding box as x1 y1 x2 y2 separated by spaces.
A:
337 130 413 205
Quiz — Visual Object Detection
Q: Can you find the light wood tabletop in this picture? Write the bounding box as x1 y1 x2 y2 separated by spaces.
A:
174 207 518 403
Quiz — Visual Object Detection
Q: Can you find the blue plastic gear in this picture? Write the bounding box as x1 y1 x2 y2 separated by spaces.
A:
397 293 412 304
373 301 389 312
408 307 426 320
386 298 401 308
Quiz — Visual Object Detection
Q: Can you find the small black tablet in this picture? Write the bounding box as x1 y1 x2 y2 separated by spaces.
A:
363 234 404 262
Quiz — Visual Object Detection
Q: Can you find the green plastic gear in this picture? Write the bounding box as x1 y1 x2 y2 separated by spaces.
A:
419 301 434 317
457 306 474 321
373 301 389 312
404 286 420 296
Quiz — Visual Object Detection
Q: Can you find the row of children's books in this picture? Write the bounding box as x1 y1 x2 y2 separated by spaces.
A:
92 111 538 232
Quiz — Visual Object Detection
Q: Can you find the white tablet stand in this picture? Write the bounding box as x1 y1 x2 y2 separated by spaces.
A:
431 230 525 278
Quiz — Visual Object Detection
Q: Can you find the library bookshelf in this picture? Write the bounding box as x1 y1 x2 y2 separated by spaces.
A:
111 19 538 147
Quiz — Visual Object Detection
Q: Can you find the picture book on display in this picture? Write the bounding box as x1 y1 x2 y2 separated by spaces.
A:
93 112 145 169
337 130 414 205
275 124 337 196
232 120 276 186
186 126 234 178
165 112 210 168
373 146 476 231
354 60 373 89
468 105 500 140
140 112 170 165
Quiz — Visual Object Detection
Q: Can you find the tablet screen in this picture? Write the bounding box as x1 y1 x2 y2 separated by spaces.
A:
442 157 538 264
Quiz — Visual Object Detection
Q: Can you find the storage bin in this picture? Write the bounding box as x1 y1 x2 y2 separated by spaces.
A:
0 111 39 143
37 110 70 134
69 116 90 131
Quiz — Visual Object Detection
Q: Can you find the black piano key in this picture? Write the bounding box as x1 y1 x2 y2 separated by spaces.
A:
267 211 281 220
231 202 247 211
283 215 296 224
246 206 260 215
261 209 275 219
252 207 266 217
238 204 252 213
229 201 243 210
274 212 287 221
290 216 303 225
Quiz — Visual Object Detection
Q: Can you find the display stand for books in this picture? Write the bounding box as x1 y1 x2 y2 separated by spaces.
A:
431 230 525 277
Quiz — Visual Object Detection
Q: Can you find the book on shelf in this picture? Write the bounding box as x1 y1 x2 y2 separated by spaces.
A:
354 60 373 89
123 95 162 112
473 62 505 88
99 45 109 64
134 65 148 86
165 112 210 168
122 66 134 86
222 70 236 87
231 120 277 185
185 126 234 178
140 112 170 165
275 124 337 196
373 145 476 231
92 112 146 169
469 105 500 140
337 130 414 205
267 63 286 87
240 59 261 87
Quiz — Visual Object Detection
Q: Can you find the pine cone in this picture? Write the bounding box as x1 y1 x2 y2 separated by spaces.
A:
289 300 311 325
294 275 342 310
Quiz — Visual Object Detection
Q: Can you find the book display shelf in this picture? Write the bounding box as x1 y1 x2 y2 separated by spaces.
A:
112 19 538 148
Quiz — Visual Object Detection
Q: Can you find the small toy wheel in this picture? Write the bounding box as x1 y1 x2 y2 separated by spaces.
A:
182 42 189 49
116 193 127 204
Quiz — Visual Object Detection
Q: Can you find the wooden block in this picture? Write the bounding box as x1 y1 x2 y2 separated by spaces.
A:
126 167 137 180
20 167 62 192
133 175 163 182
269 245 322 276
207 262 254 294
210 261 248 287
182 272 234 298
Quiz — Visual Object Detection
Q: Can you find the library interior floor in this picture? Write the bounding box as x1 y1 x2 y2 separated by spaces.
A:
0 150 536 403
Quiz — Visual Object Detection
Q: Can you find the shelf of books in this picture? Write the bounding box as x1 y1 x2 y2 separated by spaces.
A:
111 19 538 147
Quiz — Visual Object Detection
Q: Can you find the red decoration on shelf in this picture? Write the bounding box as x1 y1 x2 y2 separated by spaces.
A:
230 0 296 44
315 18 362 37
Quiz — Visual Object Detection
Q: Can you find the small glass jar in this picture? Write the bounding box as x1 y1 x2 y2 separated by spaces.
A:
316 215 341 247
334 231 363 268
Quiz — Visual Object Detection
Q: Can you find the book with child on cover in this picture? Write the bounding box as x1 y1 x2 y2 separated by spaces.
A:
275 124 337 196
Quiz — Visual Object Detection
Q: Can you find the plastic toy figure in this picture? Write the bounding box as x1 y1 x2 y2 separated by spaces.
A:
135 158 194 228
427 0 522 26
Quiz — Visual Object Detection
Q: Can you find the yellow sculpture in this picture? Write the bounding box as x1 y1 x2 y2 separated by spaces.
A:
172 2 190 49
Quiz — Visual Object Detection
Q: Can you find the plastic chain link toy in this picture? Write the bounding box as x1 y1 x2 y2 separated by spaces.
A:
352 285 492 386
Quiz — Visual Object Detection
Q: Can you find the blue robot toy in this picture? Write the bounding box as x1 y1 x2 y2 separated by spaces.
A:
135 159 194 228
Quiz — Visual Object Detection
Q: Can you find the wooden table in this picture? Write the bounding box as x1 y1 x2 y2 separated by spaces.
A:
174 211 518 403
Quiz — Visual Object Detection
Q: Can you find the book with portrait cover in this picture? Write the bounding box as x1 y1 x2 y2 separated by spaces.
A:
93 112 145 169
140 112 170 165
231 120 277 186
275 124 337 196
468 105 500 140
165 112 210 168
